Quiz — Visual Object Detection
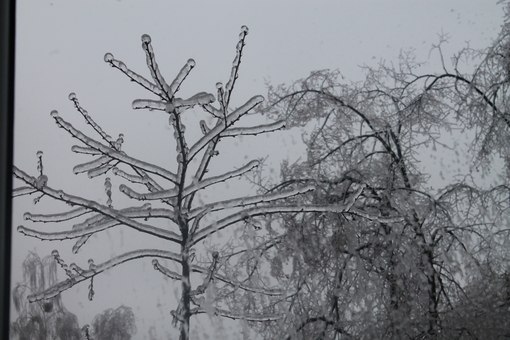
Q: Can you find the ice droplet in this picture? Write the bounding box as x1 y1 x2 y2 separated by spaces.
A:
68 92 77 101
36 150 43 157
51 250 59 257
104 53 114 62
141 34 152 44
187 58 196 67
23 213 31 220
216 82 223 89
240 25 249 34
50 110 59 118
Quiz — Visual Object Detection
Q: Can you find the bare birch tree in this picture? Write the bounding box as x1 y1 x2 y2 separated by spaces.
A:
11 27 385 340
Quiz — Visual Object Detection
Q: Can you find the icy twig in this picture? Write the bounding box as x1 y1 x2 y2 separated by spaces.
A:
191 307 281 322
73 155 112 175
50 111 178 183
152 259 182 281
223 25 249 107
169 58 196 96
189 185 315 218
221 120 286 137
120 160 259 201
13 186 37 197
188 95 264 160
71 145 101 155
27 249 181 302
141 34 171 98
13 166 181 243
23 207 90 223
69 93 115 147
104 52 163 97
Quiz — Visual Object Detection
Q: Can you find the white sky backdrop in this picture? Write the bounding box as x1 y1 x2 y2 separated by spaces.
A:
12 1 505 339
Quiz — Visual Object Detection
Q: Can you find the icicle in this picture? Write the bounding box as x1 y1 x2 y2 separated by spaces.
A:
88 276 95 301
36 150 44 176
200 120 210 135
105 177 112 207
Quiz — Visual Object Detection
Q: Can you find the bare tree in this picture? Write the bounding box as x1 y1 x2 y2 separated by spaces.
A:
11 27 381 339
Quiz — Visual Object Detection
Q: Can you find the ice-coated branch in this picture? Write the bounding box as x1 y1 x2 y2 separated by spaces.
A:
23 207 90 223
111 167 146 184
188 95 264 160
221 120 286 138
50 111 178 183
27 249 181 302
191 307 281 322
192 204 404 245
152 259 182 281
152 259 283 296
120 160 259 201
87 163 116 178
141 34 171 98
223 25 249 107
189 185 315 219
73 155 112 175
13 186 37 197
19 206 179 243
169 58 196 96
192 252 219 295
68 93 115 147
132 99 169 112
13 166 181 243
71 145 101 155
104 52 163 97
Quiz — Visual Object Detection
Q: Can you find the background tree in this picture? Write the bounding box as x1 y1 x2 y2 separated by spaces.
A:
11 252 81 340
254 9 510 338
88 305 136 340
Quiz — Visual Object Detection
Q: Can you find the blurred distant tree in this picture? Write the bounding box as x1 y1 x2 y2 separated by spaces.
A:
10 252 81 340
89 305 136 340
253 4 510 338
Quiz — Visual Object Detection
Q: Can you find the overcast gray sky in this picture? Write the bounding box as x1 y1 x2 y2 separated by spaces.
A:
12 1 505 339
